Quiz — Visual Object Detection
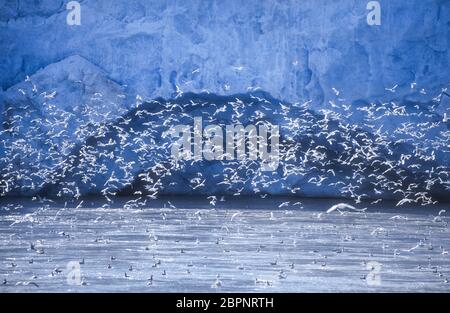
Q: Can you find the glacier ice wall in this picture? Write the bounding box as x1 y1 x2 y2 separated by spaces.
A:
0 0 449 106
0 0 449 201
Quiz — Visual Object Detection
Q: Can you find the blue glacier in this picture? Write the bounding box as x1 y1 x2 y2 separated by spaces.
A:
1 0 449 104
0 0 449 202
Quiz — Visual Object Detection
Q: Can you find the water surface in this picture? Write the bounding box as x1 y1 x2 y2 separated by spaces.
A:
1 197 449 292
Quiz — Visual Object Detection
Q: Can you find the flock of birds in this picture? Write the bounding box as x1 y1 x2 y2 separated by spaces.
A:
0 77 449 206
0 77 449 290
